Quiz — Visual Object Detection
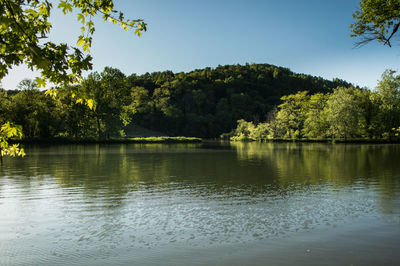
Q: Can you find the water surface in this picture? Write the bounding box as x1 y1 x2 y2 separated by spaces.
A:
1 142 400 265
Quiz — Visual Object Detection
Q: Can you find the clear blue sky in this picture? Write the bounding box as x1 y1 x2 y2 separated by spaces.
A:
2 0 400 90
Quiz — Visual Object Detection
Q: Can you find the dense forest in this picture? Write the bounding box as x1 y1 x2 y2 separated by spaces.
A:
0 63 352 139
227 70 400 141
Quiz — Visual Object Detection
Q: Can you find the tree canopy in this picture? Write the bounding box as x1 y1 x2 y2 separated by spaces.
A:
0 0 146 87
351 0 400 47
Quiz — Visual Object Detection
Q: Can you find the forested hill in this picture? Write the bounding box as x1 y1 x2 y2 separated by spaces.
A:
0 64 353 139
123 64 351 138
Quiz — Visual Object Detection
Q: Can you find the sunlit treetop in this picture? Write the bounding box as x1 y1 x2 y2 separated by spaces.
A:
351 0 400 47
0 0 146 87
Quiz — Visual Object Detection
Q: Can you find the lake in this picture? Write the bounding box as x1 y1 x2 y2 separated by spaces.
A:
1 142 400 265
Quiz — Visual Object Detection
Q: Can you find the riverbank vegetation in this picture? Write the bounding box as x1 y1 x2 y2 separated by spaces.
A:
15 136 201 144
0 64 350 141
2 64 399 144
224 70 400 142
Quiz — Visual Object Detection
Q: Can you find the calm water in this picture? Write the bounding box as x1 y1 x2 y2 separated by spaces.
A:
1 142 400 265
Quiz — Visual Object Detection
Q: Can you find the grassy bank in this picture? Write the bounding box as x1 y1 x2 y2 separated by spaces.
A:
12 136 202 145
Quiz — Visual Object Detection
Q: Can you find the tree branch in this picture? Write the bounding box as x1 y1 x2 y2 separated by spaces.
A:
383 22 400 47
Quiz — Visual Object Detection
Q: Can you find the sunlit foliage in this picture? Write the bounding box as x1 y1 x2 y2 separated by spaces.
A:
0 122 25 164
227 69 400 141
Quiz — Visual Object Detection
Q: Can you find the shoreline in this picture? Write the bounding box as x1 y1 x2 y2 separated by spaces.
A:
8 137 400 145
226 138 400 144
10 136 202 145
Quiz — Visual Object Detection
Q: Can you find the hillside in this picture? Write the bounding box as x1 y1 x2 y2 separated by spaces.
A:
127 64 352 138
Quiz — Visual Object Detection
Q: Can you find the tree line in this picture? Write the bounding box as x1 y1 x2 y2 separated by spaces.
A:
0 64 351 139
226 70 400 141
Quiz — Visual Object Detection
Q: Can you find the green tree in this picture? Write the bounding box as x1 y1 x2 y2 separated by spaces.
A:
274 91 310 139
249 122 270 141
302 93 330 139
75 67 138 138
10 80 62 138
230 119 255 141
326 87 366 139
57 86 97 138
351 0 400 47
118 86 150 134
128 86 151 114
375 69 400 138
357 88 381 139
263 107 280 139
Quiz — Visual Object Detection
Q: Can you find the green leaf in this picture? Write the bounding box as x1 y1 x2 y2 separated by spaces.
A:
77 13 85 23
34 77 46 88
58 1 73 14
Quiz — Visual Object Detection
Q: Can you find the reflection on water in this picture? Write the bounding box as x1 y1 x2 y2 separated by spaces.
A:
0 142 399 265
